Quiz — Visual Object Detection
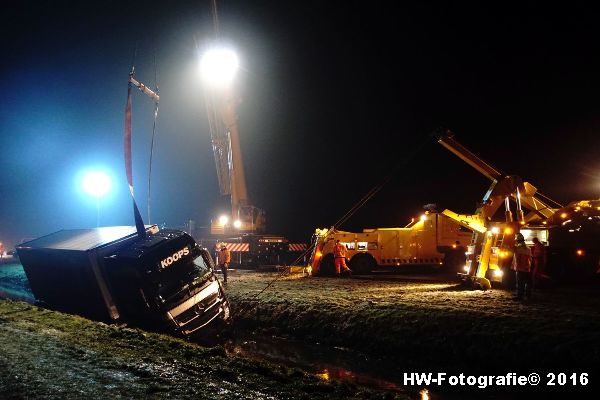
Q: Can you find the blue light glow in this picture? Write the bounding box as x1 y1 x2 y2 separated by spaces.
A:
82 171 112 198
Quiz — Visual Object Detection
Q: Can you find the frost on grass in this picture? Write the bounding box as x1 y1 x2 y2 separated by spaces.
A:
225 272 600 373
0 299 408 399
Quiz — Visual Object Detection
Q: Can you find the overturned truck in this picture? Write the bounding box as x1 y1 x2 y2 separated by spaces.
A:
16 225 231 339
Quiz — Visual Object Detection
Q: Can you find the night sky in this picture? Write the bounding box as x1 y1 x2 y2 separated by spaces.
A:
1 1 600 249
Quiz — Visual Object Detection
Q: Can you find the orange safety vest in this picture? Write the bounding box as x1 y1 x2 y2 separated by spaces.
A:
333 243 346 258
219 248 231 264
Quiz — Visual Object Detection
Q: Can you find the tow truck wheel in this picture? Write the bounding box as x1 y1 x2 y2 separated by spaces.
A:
349 253 376 274
318 253 336 276
475 277 492 291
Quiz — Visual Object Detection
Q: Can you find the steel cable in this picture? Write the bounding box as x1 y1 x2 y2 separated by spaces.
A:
147 47 160 223
230 133 435 318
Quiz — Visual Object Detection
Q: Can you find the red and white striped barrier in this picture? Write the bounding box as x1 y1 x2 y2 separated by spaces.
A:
218 242 307 252
220 243 250 252
289 243 307 252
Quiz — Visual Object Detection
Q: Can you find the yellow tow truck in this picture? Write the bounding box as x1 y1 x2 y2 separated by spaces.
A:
310 212 472 275
436 130 585 289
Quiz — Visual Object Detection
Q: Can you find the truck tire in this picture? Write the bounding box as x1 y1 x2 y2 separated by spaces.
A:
318 253 336 276
349 253 376 274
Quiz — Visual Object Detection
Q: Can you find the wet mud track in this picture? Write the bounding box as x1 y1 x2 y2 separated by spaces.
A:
0 262 415 399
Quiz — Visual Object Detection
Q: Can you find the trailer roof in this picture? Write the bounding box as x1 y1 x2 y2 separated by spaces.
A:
17 226 142 251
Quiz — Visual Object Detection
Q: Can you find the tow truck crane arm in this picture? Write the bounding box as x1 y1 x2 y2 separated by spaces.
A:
436 129 557 223
440 210 487 234
437 130 503 182
435 129 559 289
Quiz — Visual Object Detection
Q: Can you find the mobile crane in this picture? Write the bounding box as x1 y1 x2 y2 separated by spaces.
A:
203 59 266 236
436 130 600 289
199 45 304 267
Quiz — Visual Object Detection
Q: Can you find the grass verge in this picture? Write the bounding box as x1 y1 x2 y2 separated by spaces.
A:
225 272 600 375
0 299 408 399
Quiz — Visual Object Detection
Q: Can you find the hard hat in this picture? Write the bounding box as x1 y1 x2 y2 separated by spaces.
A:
220 243 227 248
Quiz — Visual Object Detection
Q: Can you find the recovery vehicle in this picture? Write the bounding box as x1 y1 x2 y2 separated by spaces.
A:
16 225 231 339
437 130 600 289
311 129 600 283
310 212 472 275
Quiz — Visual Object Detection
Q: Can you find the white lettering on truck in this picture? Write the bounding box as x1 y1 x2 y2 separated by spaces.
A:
160 247 190 269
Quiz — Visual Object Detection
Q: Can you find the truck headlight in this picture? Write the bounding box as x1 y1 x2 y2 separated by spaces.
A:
463 265 470 273
493 269 504 278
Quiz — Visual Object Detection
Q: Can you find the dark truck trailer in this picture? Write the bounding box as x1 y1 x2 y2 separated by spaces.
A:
16 225 230 339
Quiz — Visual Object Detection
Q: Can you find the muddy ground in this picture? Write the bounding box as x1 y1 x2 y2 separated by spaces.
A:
1 263 599 398
0 263 411 399
225 270 599 392
0 299 410 399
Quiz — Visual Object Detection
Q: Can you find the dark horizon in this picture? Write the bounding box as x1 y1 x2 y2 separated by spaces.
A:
1 1 599 249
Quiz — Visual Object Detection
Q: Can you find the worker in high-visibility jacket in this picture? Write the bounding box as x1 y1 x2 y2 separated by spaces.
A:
512 233 532 300
333 240 352 276
218 244 232 284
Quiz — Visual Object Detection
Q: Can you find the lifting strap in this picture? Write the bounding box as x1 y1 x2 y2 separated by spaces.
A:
124 74 147 239
147 50 160 223
124 53 160 238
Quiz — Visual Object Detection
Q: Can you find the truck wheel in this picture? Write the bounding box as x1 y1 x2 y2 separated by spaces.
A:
349 253 376 274
318 253 336 276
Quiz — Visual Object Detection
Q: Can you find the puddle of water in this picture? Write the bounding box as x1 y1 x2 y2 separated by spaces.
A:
224 331 410 395
221 332 517 400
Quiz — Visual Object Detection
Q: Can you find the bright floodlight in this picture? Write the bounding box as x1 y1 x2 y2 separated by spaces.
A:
219 215 229 225
233 220 242 229
83 171 111 197
200 47 239 86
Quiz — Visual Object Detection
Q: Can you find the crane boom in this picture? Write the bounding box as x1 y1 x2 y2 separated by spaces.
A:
436 129 560 289
220 92 249 211
205 85 265 233
436 129 557 223
207 101 231 196
437 130 503 182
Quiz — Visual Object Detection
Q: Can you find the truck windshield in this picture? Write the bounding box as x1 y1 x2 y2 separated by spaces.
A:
193 254 211 272
154 252 212 305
